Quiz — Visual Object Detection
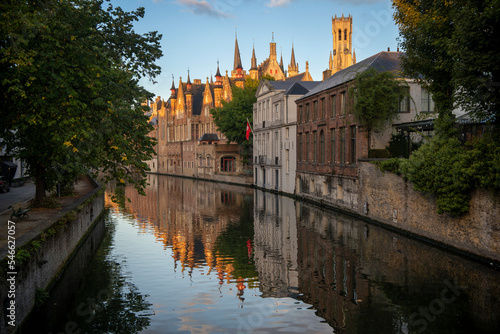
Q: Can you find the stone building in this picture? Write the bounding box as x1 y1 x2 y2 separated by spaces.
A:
253 79 321 193
146 33 316 184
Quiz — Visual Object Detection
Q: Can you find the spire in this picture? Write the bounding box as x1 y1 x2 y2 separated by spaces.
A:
250 42 257 70
233 31 243 71
186 68 192 92
170 74 176 96
215 60 222 78
215 60 222 86
290 43 296 68
279 49 284 73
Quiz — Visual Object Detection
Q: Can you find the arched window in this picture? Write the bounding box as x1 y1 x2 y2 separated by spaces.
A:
344 29 347 40
338 29 342 41
221 156 236 172
320 130 325 164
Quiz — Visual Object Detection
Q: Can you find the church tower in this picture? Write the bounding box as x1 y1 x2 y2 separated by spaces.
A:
331 14 355 75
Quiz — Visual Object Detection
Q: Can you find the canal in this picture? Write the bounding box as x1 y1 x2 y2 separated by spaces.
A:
22 174 500 333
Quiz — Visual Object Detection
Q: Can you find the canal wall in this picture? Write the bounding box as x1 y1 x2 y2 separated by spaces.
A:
0 179 105 334
357 162 500 264
299 161 500 264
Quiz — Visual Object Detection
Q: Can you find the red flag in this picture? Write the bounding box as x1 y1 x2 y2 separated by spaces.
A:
246 121 252 140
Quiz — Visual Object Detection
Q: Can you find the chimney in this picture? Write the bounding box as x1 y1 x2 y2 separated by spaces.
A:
387 47 390 51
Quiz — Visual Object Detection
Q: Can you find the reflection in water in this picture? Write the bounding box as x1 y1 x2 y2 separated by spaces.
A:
23 175 500 333
254 189 500 333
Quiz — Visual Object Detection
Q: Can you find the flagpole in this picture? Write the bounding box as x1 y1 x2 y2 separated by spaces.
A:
246 118 259 159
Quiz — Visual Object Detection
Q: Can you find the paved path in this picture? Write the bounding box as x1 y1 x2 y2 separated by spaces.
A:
0 180 36 214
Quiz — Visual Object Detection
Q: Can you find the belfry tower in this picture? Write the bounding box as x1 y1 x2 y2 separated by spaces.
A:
331 14 355 75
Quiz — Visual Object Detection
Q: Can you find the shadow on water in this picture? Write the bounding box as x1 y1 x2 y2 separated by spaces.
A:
20 211 153 334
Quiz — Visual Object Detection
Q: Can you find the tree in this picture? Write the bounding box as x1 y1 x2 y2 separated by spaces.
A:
393 0 500 139
0 0 162 204
351 68 408 148
393 0 457 137
210 76 273 145
447 0 500 137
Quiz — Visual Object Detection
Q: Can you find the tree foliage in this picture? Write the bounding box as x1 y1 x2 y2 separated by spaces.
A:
210 76 267 145
351 68 407 133
0 0 162 203
393 0 500 138
375 135 500 215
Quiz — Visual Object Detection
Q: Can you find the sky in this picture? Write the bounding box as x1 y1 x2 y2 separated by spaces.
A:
110 0 401 98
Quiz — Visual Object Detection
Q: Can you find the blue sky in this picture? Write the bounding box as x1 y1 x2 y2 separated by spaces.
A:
111 0 400 98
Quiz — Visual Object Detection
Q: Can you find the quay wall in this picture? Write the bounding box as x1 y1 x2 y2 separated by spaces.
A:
0 181 105 333
357 162 500 263
297 161 500 264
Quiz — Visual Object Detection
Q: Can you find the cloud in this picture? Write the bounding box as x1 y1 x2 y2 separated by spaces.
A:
175 0 234 18
266 0 292 7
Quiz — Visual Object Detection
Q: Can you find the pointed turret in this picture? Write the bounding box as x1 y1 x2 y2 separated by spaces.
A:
250 42 259 80
280 50 285 74
170 75 177 111
233 33 243 72
215 60 222 86
288 43 299 77
186 68 192 92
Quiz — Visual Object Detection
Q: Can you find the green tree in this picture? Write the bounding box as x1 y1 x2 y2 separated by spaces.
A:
393 0 456 137
210 76 273 145
447 0 500 137
0 0 162 204
351 68 408 148
393 0 500 138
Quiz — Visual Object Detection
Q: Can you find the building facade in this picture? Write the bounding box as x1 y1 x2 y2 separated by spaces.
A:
295 51 450 210
253 80 320 193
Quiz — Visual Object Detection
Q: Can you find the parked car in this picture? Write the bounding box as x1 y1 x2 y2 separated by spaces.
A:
0 176 9 193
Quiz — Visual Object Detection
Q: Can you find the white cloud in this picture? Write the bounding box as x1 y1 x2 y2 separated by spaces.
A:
266 0 292 7
175 0 234 18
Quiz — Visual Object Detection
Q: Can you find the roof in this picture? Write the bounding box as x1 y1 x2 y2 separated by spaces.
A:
199 133 219 141
257 80 321 97
297 51 404 101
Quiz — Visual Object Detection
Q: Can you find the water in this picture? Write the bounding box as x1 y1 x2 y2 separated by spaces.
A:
22 174 500 333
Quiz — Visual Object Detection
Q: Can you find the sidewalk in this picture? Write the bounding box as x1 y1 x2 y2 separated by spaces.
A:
0 180 36 214
0 176 96 249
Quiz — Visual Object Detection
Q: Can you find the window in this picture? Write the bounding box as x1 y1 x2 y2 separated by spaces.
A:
331 95 336 117
285 127 289 138
338 29 342 41
275 103 279 120
306 103 310 121
285 149 290 173
313 131 317 162
313 101 317 120
221 156 236 172
298 133 302 161
330 128 335 164
305 132 310 161
421 87 434 112
399 87 410 113
350 126 356 163
340 92 346 115
320 98 325 119
319 130 325 164
298 105 303 123
340 127 345 164
344 29 347 40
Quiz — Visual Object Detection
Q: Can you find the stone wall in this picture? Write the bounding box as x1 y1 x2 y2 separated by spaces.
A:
357 162 500 263
0 184 105 333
